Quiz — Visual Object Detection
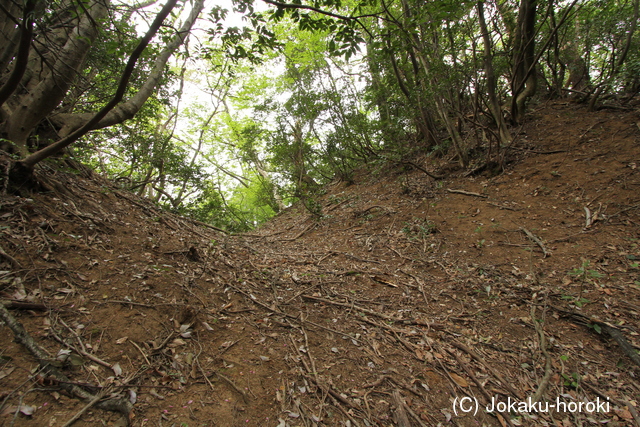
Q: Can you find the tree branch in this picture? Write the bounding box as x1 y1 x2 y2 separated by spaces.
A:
20 0 191 169
0 0 37 108
52 0 205 136
262 0 379 20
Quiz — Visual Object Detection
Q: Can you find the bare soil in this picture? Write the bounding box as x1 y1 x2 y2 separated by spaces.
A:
1 100 639 426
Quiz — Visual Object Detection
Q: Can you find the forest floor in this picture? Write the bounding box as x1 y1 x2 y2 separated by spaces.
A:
1 100 640 427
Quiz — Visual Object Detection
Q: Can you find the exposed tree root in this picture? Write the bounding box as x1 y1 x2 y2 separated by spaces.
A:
0 304 133 424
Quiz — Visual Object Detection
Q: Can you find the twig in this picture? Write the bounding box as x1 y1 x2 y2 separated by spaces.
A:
302 294 416 326
284 222 316 241
0 244 21 269
2 301 49 311
401 161 445 180
129 341 151 367
446 348 514 427
487 202 516 211
49 327 114 370
330 251 381 264
530 305 552 403
226 283 365 343
520 227 549 257
61 387 109 427
215 372 248 402
549 304 640 367
450 341 523 400
505 146 568 154
609 202 640 218
622 396 640 427
0 304 133 420
447 188 488 198
391 390 411 427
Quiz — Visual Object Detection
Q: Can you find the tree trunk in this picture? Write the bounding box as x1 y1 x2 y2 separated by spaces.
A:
51 0 205 137
510 0 538 124
1 0 108 154
19 0 204 170
478 0 512 147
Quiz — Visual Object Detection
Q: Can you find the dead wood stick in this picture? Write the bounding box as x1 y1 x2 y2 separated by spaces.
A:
49 327 114 371
215 372 248 402
0 244 21 269
549 304 640 367
580 382 640 426
391 390 411 427
609 202 640 218
330 250 381 264
0 304 133 421
447 348 515 427
401 161 445 180
530 305 552 403
520 227 549 257
622 396 640 427
303 294 445 329
300 295 397 323
129 340 151 367
302 373 359 411
61 387 108 427
2 300 49 311
301 326 319 383
197 359 216 391
450 341 523 400
362 205 395 214
487 202 516 211
505 147 568 154
447 188 488 198
282 221 316 241
227 283 365 343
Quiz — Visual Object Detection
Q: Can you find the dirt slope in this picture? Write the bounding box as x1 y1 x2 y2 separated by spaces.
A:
1 101 639 427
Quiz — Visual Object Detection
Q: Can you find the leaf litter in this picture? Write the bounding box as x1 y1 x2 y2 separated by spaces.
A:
0 101 639 426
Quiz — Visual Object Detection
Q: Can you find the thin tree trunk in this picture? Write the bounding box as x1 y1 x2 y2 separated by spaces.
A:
510 0 538 124
477 0 512 147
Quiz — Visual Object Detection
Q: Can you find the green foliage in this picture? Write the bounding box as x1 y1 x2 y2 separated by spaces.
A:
56 0 640 230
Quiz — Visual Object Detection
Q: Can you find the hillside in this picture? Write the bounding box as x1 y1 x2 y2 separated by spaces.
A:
1 101 640 427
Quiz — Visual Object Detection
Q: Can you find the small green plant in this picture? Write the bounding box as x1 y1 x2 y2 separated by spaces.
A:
561 372 580 388
303 197 323 219
328 194 349 204
588 323 602 334
558 355 580 388
561 294 591 307
564 260 603 308
402 218 437 240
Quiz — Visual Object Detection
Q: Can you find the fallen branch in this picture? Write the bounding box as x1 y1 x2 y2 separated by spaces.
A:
450 341 523 400
446 348 514 427
0 304 133 422
391 390 411 427
302 294 445 329
530 305 552 403
447 188 488 198
0 244 21 269
549 304 640 367
520 227 549 257
61 387 109 427
401 161 445 180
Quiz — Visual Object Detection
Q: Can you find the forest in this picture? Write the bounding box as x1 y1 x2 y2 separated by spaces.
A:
0 0 637 229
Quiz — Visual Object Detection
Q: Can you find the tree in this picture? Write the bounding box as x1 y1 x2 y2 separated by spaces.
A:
0 0 204 187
